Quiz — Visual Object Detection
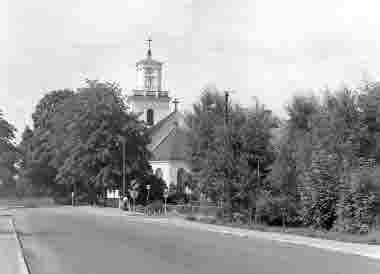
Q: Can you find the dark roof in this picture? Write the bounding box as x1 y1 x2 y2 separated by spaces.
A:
147 111 178 135
150 126 188 161
136 59 162 66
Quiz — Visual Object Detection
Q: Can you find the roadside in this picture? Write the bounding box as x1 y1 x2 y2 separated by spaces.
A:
74 205 380 260
0 211 29 274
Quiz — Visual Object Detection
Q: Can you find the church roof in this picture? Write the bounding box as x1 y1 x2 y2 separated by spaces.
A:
147 111 178 135
147 111 189 162
136 58 162 66
136 49 163 66
150 126 188 161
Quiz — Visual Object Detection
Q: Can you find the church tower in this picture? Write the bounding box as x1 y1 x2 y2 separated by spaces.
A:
127 39 171 126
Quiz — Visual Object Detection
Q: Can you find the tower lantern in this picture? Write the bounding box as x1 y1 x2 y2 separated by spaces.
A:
127 38 171 126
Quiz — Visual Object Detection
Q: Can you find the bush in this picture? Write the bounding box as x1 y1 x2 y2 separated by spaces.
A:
335 168 380 233
256 194 302 226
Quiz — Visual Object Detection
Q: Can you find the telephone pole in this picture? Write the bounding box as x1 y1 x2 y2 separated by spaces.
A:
122 138 126 197
223 90 233 220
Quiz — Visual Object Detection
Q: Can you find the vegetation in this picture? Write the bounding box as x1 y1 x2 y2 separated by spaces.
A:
0 109 18 195
5 75 380 237
186 82 380 234
186 88 278 221
18 80 152 203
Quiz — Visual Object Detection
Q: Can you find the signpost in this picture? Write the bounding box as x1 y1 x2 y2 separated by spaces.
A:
163 188 169 215
129 190 138 212
146 184 151 204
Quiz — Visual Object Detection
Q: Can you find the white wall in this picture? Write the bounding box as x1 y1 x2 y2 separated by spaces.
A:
150 161 171 187
129 97 170 125
136 63 162 91
150 160 191 187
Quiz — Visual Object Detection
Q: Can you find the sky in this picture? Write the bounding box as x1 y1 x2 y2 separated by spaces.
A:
2 0 380 141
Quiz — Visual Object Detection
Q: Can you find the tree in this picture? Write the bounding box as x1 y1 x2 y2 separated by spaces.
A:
187 88 278 220
134 172 166 205
51 80 151 202
0 109 18 194
20 89 74 195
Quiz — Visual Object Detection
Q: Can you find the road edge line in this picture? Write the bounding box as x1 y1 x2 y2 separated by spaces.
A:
10 218 31 274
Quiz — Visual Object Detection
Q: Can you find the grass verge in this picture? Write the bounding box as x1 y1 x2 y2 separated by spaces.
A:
185 214 380 245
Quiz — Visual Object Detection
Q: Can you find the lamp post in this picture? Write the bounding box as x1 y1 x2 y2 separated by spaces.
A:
129 189 138 212
122 138 126 198
163 188 169 215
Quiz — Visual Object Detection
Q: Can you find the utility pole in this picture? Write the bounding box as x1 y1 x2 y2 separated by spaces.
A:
224 90 231 221
122 138 126 198
224 91 229 127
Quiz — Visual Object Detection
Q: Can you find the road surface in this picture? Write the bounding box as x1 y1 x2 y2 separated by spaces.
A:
13 207 380 274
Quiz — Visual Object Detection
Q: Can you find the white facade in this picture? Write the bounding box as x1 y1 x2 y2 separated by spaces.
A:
151 160 191 188
128 97 170 125
127 44 190 189
127 47 170 126
136 63 162 91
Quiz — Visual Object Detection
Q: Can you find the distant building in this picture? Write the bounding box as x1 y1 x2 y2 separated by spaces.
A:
126 41 191 190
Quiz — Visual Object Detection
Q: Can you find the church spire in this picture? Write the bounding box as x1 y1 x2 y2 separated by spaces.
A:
146 37 152 58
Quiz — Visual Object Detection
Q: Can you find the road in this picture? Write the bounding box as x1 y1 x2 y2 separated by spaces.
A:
12 207 380 274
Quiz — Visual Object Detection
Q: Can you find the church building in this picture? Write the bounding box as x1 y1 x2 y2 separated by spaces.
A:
126 41 191 191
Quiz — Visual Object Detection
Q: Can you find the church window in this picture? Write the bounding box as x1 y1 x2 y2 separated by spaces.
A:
145 68 154 90
146 109 154 125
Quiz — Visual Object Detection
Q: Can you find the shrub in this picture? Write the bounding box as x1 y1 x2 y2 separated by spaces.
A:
335 168 380 233
256 193 302 226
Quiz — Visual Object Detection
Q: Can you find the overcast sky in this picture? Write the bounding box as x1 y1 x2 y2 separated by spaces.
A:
2 0 380 140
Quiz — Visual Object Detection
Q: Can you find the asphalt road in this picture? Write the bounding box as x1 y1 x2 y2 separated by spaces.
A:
13 207 380 274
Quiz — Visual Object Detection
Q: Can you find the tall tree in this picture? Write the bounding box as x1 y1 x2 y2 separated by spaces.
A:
0 109 18 193
22 89 74 195
187 88 278 219
51 80 151 201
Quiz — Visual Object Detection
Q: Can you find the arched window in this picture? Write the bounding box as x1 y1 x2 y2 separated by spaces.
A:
146 109 154 125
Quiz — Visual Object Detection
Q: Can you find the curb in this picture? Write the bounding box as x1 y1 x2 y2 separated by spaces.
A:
72 206 380 260
122 216 380 260
10 218 31 274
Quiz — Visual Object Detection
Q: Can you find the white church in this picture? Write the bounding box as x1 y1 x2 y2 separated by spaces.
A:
126 41 191 192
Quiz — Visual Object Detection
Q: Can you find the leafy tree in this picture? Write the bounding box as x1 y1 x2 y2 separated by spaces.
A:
134 172 166 205
187 88 278 220
302 150 341 230
32 89 75 130
335 167 380 233
0 109 18 193
20 89 75 195
51 80 151 202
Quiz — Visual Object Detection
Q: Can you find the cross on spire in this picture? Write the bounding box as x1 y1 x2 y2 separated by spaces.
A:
173 98 180 112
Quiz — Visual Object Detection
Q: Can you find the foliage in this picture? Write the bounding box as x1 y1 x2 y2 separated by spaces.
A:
20 80 152 201
133 173 166 205
0 109 18 194
20 90 75 195
301 150 341 230
186 88 278 220
268 84 380 232
335 167 380 233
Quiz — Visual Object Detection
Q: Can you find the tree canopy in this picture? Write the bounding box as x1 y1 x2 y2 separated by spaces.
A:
20 80 151 200
0 109 18 193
